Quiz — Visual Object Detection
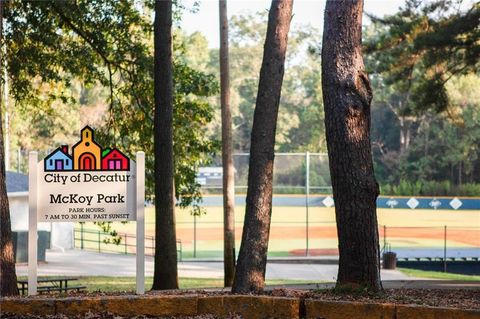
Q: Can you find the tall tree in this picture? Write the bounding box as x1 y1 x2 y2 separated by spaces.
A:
0 0 19 297
208 12 325 153
232 0 293 293
219 0 235 287
3 1 219 214
322 0 382 291
152 0 178 290
365 0 480 115
3 1 216 288
364 1 479 186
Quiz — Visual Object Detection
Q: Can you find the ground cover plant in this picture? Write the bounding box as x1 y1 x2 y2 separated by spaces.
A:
16 276 312 293
398 268 480 281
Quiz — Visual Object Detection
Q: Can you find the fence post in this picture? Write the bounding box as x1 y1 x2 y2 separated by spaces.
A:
384 225 387 250
305 151 310 257
193 215 197 258
125 233 128 254
80 223 84 250
98 231 101 253
28 152 38 295
17 149 21 173
152 236 155 256
443 225 447 272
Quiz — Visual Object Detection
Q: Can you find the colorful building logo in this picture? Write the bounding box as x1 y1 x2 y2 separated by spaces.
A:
44 126 130 172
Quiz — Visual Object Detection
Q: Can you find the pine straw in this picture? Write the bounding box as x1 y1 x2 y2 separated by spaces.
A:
269 287 480 310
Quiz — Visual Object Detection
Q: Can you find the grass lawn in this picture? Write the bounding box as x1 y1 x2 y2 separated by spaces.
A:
18 276 312 293
398 268 480 281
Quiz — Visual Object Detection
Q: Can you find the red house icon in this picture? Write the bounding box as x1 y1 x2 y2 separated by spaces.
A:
101 148 130 171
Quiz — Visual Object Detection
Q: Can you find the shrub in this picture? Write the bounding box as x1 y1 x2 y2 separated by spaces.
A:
381 180 480 197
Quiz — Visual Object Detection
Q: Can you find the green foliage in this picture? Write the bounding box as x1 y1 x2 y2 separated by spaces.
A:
381 180 480 196
3 0 219 215
16 276 311 292
365 1 480 188
398 268 480 281
204 12 325 152
90 221 128 245
365 0 480 115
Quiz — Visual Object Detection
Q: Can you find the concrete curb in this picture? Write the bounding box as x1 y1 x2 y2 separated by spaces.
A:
1 295 479 318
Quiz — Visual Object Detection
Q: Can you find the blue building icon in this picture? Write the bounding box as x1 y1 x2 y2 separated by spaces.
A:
44 145 73 171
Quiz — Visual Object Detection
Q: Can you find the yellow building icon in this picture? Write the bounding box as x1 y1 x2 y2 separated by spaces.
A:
72 126 102 170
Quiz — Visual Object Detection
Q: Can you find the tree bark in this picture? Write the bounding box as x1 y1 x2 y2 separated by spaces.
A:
232 0 293 294
399 117 412 153
321 0 382 291
0 0 19 297
152 0 178 290
219 0 236 288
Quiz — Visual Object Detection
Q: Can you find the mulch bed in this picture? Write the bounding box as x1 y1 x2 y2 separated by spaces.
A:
268 287 480 309
2 288 479 318
0 314 239 319
1 315 239 319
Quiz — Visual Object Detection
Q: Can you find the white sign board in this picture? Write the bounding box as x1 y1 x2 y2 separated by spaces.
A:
28 126 145 295
37 166 136 222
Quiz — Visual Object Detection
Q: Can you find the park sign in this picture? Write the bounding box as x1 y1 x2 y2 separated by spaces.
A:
36 126 135 222
28 126 145 295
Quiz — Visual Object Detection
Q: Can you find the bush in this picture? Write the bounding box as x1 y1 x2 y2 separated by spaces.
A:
381 180 480 197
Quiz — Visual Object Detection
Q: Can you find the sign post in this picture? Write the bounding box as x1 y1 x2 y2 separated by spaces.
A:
135 152 145 294
28 151 38 296
28 127 145 295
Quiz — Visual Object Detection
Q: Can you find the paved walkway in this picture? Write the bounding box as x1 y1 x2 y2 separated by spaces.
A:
15 249 480 290
16 250 409 281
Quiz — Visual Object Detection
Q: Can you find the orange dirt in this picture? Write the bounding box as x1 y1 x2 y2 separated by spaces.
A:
379 227 479 246
175 226 479 246
289 248 339 256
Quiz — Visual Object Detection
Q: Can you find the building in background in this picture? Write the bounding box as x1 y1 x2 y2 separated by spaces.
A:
7 171 74 254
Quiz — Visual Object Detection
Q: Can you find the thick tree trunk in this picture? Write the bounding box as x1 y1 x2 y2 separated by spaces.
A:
0 0 19 296
219 0 236 288
152 0 178 290
321 0 382 291
232 0 293 294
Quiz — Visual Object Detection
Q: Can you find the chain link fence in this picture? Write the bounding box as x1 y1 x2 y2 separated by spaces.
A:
74 224 480 266
199 152 331 195
12 149 479 265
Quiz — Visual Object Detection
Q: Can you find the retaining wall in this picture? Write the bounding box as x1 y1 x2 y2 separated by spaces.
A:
2 295 479 318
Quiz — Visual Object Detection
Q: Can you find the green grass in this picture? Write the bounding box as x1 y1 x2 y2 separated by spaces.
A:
398 268 480 281
80 277 223 292
18 276 312 293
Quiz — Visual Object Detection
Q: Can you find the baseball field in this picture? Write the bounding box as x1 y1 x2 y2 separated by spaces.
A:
75 195 480 259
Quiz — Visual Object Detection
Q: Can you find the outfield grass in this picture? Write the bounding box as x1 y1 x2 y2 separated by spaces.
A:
18 276 312 292
398 268 480 281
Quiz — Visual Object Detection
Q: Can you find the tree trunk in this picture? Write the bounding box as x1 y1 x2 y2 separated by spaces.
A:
219 0 236 288
321 0 382 291
399 117 411 153
0 0 19 296
232 0 293 294
152 0 178 290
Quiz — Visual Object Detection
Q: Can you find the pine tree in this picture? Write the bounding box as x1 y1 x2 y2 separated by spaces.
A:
322 0 382 291
232 0 293 293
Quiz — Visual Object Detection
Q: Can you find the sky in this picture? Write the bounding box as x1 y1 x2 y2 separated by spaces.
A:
181 0 406 47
